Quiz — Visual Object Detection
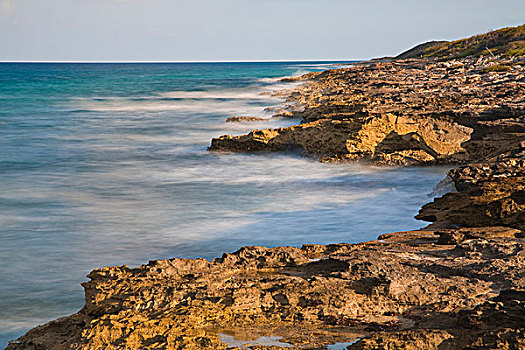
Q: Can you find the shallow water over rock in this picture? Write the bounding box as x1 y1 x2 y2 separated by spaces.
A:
220 334 292 348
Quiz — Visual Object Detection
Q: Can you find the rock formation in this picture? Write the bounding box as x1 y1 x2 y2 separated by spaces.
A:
7 223 525 349
417 144 525 230
210 56 525 166
225 116 267 123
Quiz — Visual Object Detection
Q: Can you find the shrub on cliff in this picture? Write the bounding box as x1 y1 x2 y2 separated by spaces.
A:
397 24 525 60
482 64 513 73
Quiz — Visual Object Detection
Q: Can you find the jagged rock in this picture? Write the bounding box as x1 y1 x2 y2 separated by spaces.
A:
210 119 360 156
417 145 525 231
210 114 473 165
225 116 267 123
348 330 455 350
7 228 525 349
352 289 525 349
210 56 525 166
436 226 522 244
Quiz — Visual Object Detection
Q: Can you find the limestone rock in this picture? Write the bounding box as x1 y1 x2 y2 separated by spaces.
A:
210 56 525 166
8 230 525 349
210 115 473 165
417 145 525 231
225 116 267 123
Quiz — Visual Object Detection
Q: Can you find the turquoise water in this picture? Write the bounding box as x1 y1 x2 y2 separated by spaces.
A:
0 62 447 347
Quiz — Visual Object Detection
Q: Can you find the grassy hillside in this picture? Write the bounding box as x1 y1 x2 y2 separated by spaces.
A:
397 24 525 59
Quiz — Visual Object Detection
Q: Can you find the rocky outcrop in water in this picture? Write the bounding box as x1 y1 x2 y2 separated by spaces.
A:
225 116 267 123
211 114 474 166
417 143 525 230
210 56 525 166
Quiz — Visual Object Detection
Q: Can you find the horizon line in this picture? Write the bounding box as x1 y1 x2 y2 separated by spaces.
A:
0 58 364 64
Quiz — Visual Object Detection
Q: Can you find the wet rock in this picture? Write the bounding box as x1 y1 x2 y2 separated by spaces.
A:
210 119 361 156
210 56 525 166
210 114 473 164
226 116 267 123
348 329 454 350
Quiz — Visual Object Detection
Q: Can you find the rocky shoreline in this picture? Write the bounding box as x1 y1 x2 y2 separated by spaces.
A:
210 56 525 166
8 143 524 350
7 34 525 349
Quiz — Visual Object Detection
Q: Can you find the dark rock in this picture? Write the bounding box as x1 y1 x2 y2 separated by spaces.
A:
225 116 267 123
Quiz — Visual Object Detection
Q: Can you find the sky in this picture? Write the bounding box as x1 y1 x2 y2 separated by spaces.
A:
0 0 524 62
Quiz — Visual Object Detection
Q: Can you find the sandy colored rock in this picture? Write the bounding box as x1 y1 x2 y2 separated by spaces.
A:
210 114 473 165
210 56 525 166
417 145 525 231
226 116 267 123
7 228 525 349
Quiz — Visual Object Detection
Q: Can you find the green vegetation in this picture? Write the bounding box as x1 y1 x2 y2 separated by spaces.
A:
481 64 512 73
397 24 525 60
505 45 525 57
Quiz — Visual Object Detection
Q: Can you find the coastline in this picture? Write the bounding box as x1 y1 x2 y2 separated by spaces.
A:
7 45 525 349
209 56 524 167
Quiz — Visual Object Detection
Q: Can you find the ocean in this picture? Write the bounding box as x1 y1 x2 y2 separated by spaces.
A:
0 61 448 347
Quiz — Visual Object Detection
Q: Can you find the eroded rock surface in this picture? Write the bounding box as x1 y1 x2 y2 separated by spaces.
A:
226 116 267 123
210 56 525 166
7 228 525 349
418 144 525 230
211 114 473 166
